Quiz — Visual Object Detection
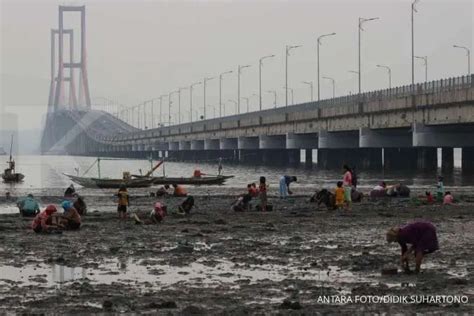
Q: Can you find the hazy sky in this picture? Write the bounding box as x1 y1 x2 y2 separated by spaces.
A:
1 0 472 131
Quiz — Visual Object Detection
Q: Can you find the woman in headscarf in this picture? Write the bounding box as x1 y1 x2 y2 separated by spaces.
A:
386 221 439 274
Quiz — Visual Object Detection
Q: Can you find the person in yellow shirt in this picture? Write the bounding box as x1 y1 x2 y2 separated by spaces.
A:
117 185 129 220
335 181 345 209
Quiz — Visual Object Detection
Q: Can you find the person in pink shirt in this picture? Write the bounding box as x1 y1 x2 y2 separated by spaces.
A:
342 165 353 211
443 191 454 205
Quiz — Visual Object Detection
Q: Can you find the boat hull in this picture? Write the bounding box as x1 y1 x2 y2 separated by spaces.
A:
65 174 154 189
1 173 25 183
134 175 234 186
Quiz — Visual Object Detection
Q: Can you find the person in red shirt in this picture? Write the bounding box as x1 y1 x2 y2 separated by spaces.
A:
425 191 434 204
31 205 63 233
247 183 259 198
193 169 206 178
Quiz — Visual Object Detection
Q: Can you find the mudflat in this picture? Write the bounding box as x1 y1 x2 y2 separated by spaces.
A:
0 194 472 314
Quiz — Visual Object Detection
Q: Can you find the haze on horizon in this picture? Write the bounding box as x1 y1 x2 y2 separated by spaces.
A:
1 0 472 136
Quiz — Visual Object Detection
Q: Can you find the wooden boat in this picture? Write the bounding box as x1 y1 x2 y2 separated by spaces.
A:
131 159 234 185
64 174 154 189
64 157 155 189
1 135 25 183
135 175 234 186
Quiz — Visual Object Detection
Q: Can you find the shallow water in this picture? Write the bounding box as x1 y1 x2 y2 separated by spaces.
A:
0 154 472 196
0 257 366 290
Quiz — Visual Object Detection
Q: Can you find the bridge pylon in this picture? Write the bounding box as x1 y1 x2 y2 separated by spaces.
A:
50 5 91 112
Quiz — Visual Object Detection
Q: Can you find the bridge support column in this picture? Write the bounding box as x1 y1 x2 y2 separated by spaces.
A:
259 135 286 149
318 130 359 149
239 150 262 164
462 147 474 172
204 139 219 150
220 138 238 150
441 147 454 172
357 148 383 170
317 149 344 169
179 141 191 151
190 140 204 151
286 133 318 149
318 148 380 169
262 149 288 165
288 149 300 165
416 147 437 171
383 148 417 170
305 149 313 166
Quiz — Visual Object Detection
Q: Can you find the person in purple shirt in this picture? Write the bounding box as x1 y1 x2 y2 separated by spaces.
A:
386 221 439 273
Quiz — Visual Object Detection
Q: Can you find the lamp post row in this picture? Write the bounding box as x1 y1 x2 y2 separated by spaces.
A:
121 0 469 129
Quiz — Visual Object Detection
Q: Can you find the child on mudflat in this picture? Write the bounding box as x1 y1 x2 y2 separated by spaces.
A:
117 185 129 220
335 181 345 209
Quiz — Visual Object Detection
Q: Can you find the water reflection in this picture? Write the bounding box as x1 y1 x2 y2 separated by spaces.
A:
52 264 87 285
1 155 473 195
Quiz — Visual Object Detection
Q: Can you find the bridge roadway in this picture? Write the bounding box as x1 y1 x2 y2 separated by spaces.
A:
42 75 474 171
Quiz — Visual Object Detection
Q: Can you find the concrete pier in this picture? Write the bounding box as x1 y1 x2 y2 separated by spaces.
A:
441 147 454 172
357 148 383 170
287 149 300 165
383 148 418 170
416 147 437 171
462 147 474 172
305 149 313 166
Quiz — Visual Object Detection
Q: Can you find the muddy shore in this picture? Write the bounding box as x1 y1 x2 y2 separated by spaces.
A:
0 194 473 314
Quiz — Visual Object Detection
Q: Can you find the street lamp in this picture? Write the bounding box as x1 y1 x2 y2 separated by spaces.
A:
453 45 471 76
237 65 251 114
412 0 421 85
358 17 379 93
415 55 428 81
322 76 336 98
259 54 275 110
376 64 392 89
267 90 277 108
283 87 294 105
189 82 202 123
241 97 250 113
219 70 233 118
302 81 314 101
177 87 188 125
285 45 302 106
206 105 216 118
203 76 215 119
251 93 259 112
158 94 167 127
168 90 178 126
228 99 238 115
317 32 336 101
348 70 359 94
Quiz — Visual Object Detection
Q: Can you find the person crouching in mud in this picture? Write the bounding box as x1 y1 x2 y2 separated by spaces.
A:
31 205 63 233
133 202 167 224
386 221 439 274
279 175 297 199
61 201 82 230
177 196 195 215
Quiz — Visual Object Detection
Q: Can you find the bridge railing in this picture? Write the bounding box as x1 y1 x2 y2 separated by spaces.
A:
84 74 474 144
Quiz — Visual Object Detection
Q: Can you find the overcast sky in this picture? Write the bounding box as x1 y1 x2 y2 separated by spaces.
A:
1 0 472 131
